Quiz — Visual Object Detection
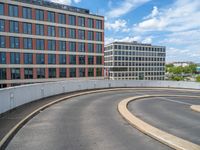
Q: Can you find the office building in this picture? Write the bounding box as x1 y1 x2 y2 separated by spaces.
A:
104 41 165 80
0 0 104 88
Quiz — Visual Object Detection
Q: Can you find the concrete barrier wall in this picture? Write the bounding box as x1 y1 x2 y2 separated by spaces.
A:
0 80 200 114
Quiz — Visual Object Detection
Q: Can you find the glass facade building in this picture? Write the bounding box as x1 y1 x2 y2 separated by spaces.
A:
0 0 104 88
104 41 165 80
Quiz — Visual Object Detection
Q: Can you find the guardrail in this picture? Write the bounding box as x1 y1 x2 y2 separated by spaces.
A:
0 80 200 114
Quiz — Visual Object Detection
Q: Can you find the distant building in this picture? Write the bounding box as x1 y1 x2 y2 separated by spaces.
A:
0 0 104 88
172 61 193 67
104 41 166 80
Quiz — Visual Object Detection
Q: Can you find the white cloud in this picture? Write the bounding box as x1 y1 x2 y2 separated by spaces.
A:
106 0 151 18
48 0 72 5
105 19 129 32
47 0 81 5
137 18 166 30
73 0 81 3
105 36 143 45
144 6 159 19
134 0 200 32
142 36 153 43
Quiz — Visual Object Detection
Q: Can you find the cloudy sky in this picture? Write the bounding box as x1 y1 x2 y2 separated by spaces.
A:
47 0 200 63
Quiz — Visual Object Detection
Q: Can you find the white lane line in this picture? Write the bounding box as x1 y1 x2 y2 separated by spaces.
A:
135 91 193 106
157 97 193 106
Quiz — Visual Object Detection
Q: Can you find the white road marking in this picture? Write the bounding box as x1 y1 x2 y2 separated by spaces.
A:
157 97 193 106
135 91 193 106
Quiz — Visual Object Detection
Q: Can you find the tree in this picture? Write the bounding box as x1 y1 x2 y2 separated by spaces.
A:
196 76 200 82
170 75 184 81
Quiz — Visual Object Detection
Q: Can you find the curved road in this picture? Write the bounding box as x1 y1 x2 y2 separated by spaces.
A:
128 96 200 145
6 89 200 150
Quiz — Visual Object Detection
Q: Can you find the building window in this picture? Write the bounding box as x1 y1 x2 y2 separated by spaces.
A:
88 68 94 77
10 37 19 48
0 19 5 32
78 17 85 26
59 54 66 64
58 27 66 37
88 31 94 40
24 68 33 79
48 40 56 51
68 15 76 25
24 53 33 64
9 5 18 17
88 18 93 28
10 52 20 64
23 22 32 34
0 3 4 15
37 68 45 78
11 68 20 79
59 41 66 51
69 68 76 77
96 68 102 76
23 38 32 49
36 24 44 35
48 68 56 78
36 39 44 50
96 44 102 53
58 13 66 24
78 30 85 39
0 35 5 48
36 54 45 64
0 52 6 64
22 7 32 19
69 42 76 52
36 9 44 21
9 21 19 33
60 68 66 77
48 54 56 64
96 56 102 64
48 26 55 37
69 28 76 38
96 20 102 29
79 68 85 77
88 43 94 53
88 56 93 64
47 11 55 22
69 55 76 64
79 55 85 64
78 42 85 52
96 32 102 41
0 68 6 80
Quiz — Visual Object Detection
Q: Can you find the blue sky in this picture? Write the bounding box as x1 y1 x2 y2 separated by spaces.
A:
48 0 200 63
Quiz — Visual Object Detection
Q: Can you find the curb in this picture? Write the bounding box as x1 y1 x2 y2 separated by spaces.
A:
118 95 200 150
190 105 200 113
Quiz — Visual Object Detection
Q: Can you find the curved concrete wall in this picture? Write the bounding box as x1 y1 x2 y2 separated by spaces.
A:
0 80 200 114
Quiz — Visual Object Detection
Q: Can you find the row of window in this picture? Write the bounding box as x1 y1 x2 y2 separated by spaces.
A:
105 57 165 61
110 67 165 72
105 62 165 67
105 51 165 57
112 72 165 77
0 3 103 29
0 68 103 80
112 77 165 80
0 52 102 65
0 36 103 52
0 19 103 40
105 45 165 52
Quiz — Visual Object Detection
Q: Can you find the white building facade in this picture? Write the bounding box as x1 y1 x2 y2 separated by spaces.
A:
104 41 166 80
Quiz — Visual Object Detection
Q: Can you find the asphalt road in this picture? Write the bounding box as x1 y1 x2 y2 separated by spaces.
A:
5 89 200 150
128 96 200 145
